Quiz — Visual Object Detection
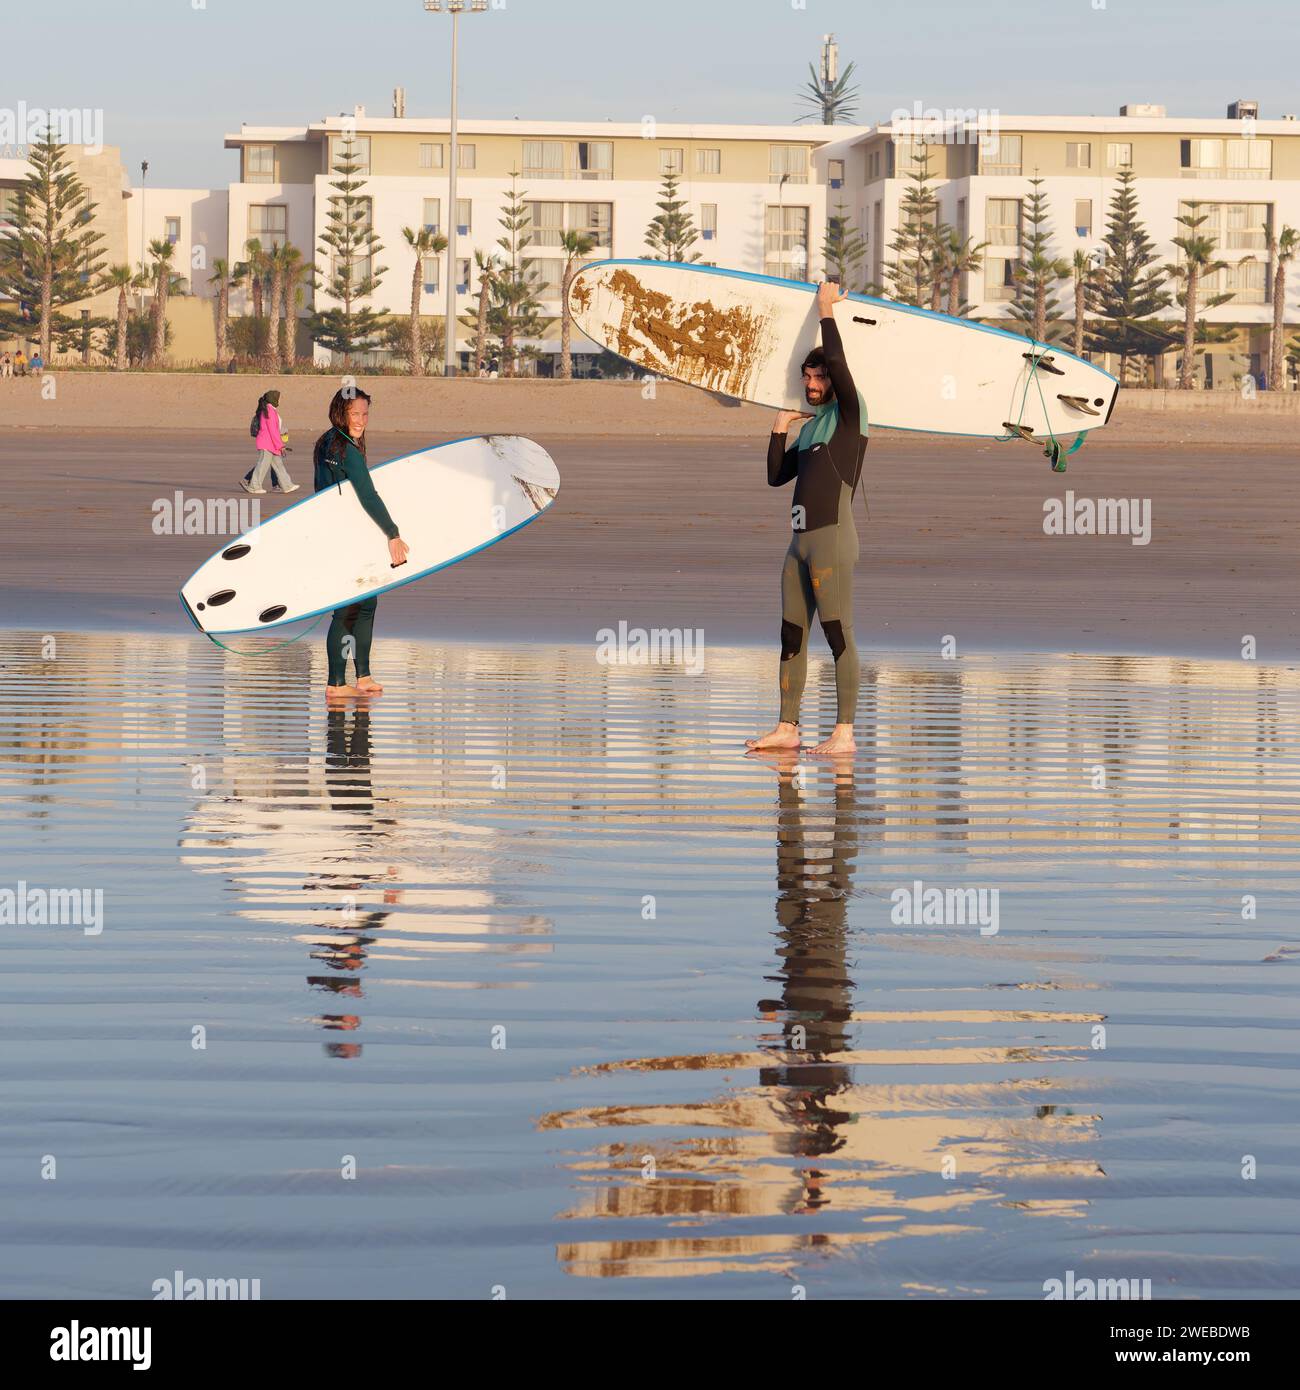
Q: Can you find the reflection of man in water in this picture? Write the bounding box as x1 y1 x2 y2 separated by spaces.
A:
756 761 863 1205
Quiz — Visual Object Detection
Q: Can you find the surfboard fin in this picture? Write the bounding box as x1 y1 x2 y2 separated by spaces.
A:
1023 352 1066 376
1057 394 1101 415
1001 422 1038 443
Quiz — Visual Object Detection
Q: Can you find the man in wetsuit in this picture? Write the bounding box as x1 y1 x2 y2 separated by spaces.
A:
747 281 866 756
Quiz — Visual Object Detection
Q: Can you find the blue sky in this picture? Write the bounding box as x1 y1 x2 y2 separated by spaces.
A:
8 0 1299 185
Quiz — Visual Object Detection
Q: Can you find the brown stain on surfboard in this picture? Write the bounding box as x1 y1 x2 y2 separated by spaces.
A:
588 267 770 398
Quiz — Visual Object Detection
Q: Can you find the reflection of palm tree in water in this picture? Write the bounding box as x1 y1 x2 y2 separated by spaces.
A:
755 762 862 1209
305 707 401 1056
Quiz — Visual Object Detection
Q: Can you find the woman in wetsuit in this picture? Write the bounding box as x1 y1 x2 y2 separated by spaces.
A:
313 388 409 701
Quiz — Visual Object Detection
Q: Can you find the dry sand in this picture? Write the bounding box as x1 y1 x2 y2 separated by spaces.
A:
1 423 1295 659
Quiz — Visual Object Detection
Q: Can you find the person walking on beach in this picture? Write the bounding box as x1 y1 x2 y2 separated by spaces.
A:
313 388 408 701
241 390 298 495
747 281 867 757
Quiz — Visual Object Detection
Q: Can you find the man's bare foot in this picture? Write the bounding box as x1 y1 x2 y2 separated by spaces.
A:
355 676 384 694
326 683 360 701
745 721 801 751
808 723 856 756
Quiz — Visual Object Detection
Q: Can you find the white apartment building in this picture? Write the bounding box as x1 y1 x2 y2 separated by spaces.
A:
221 109 864 369
844 102 1300 386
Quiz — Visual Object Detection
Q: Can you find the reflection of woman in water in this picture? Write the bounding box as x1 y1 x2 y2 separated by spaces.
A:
312 388 410 702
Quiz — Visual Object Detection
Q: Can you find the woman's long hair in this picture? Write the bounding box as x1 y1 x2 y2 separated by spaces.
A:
327 387 372 459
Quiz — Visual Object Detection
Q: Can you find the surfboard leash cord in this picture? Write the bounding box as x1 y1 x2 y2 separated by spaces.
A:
1001 343 1086 473
199 614 326 657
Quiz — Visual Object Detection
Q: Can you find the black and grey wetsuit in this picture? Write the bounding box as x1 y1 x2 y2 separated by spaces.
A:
766 316 867 726
314 427 401 687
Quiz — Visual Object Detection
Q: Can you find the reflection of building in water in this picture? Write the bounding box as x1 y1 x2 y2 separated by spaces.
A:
540 758 1106 1284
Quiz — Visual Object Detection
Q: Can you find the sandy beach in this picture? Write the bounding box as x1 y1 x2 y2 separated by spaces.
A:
2 409 1296 660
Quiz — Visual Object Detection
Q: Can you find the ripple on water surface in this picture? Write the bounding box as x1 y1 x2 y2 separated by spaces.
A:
0 631 1298 1299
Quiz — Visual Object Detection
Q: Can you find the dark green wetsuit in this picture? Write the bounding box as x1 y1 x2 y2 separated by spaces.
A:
313 427 401 686
767 316 867 726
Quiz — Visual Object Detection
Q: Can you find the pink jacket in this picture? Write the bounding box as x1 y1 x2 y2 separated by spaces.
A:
255 404 284 454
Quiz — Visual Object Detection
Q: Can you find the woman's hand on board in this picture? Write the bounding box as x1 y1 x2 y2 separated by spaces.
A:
390 537 410 568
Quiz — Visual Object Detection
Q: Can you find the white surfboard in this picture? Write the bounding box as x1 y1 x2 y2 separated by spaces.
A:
568 259 1119 441
181 434 559 635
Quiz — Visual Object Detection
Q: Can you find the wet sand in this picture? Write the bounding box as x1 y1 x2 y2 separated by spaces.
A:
2 631 1297 1298
2 429 1298 659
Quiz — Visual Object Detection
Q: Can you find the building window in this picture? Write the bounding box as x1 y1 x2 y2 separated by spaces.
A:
457 257 471 292
533 259 565 300
526 201 612 248
769 145 810 184
419 143 443 169
696 148 721 175
764 205 809 278
986 197 1021 247
1182 138 1272 179
700 203 717 240
660 148 684 175
164 216 181 245
248 204 287 250
458 144 476 170
329 135 371 173
456 198 471 234
423 198 440 234
984 256 1017 301
245 145 275 183
1074 199 1092 237
1182 201 1271 250
1210 259 1267 303
868 149 882 180
956 197 967 238
524 140 565 178
422 253 439 294
828 158 845 188
1107 142 1133 169
576 141 612 179
0 188 20 228
1066 141 1092 169
981 134 1022 175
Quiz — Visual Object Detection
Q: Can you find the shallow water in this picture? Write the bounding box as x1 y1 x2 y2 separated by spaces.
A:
1 630 1297 1299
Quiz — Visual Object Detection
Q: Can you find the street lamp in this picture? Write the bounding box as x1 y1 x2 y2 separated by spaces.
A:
425 0 490 377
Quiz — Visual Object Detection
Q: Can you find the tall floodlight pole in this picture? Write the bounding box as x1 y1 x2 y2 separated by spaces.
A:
425 0 490 377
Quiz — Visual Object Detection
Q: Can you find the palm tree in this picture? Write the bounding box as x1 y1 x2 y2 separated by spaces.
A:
939 231 987 317
99 264 135 370
795 57 859 125
278 245 309 367
401 226 448 376
1070 249 1104 359
208 258 242 370
1268 225 1299 390
146 239 175 366
1169 202 1230 389
471 249 500 375
557 230 596 378
266 244 289 370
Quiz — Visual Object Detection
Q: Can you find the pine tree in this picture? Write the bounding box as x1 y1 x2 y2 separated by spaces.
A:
1086 169 1172 383
882 143 940 306
0 126 105 359
822 200 867 291
492 171 544 377
1009 179 1071 343
644 172 701 263
308 136 389 367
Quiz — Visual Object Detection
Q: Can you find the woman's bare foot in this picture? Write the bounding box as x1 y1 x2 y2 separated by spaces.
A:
745 721 801 751
355 676 384 694
326 683 360 701
808 723 856 756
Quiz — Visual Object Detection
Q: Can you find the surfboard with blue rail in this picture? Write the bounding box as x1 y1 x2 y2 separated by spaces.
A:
568 259 1118 442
